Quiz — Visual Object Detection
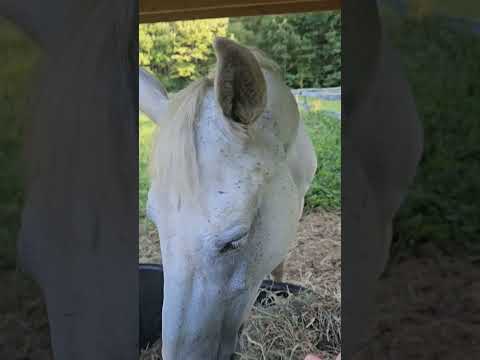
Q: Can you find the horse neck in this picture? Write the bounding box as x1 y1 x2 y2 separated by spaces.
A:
0 0 116 53
343 1 383 122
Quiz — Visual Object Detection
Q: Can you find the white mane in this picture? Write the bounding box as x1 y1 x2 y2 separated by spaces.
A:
150 77 210 209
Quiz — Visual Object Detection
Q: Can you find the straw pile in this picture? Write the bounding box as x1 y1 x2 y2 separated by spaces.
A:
140 287 341 360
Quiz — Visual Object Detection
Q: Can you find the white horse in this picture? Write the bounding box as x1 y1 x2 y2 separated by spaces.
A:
140 38 317 358
342 2 423 358
2 2 139 360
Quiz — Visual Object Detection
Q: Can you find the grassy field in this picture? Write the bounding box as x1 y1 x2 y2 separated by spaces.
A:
139 99 341 225
297 97 341 114
302 109 341 211
381 14 480 257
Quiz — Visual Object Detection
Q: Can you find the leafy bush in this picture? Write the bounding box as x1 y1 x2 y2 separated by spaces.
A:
140 19 229 92
229 12 341 88
139 13 341 92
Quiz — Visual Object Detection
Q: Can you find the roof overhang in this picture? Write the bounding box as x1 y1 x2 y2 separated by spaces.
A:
140 0 341 23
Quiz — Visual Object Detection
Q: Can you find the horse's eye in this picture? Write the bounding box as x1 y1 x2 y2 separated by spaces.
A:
219 232 248 254
219 240 241 254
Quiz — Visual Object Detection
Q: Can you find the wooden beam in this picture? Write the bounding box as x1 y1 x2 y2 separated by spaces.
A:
140 0 341 23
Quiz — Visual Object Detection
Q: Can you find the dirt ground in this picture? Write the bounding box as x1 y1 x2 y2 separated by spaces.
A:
0 271 51 360
371 246 480 359
282 211 341 294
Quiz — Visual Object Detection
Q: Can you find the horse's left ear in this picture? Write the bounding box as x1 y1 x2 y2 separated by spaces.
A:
213 37 267 125
139 67 169 125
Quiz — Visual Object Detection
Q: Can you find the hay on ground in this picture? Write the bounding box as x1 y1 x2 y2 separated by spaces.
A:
140 287 341 360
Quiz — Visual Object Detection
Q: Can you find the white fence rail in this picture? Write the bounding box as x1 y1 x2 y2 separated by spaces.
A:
292 87 341 120
291 87 341 101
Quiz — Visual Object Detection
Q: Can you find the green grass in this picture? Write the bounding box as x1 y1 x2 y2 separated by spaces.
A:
297 97 341 113
139 100 341 221
302 111 341 211
383 16 480 256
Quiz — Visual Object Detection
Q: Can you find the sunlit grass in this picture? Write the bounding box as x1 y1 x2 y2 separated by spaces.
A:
302 111 341 211
297 97 341 113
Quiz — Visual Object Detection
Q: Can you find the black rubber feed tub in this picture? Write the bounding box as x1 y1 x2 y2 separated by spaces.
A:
139 263 305 350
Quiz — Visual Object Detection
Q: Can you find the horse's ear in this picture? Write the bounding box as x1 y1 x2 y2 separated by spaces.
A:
139 67 169 124
213 37 267 125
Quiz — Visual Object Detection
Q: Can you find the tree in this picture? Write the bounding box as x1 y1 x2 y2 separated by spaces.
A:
228 12 341 88
139 19 228 92
139 13 341 91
